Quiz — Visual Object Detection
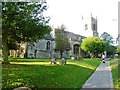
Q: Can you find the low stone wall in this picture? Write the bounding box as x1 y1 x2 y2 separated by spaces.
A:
36 50 50 58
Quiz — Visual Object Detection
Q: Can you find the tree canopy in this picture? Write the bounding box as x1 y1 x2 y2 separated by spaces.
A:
55 25 71 58
2 2 51 42
100 32 114 45
81 36 106 58
2 1 51 64
100 32 116 57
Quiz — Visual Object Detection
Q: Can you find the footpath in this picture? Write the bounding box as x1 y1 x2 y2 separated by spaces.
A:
81 59 114 90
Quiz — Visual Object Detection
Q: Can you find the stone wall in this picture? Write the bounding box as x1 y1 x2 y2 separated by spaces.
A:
27 39 55 58
27 30 86 58
36 50 50 58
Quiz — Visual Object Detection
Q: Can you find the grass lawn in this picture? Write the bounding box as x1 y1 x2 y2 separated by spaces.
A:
110 58 120 89
2 58 101 89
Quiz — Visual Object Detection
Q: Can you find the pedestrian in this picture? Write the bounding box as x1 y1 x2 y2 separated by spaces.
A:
102 53 105 63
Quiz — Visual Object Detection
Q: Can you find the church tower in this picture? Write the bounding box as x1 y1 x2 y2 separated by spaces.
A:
80 15 99 37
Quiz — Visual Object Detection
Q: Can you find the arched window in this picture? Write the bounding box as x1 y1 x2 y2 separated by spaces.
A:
46 41 50 50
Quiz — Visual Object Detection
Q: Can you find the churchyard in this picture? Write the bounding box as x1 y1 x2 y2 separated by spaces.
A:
2 58 101 89
1 1 119 90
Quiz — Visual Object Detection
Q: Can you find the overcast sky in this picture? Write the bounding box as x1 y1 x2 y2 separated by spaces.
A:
44 0 119 44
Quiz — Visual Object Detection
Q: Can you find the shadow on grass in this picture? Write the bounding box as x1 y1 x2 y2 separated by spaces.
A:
9 58 50 62
2 63 98 89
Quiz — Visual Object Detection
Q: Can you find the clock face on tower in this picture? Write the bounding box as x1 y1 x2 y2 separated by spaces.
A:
85 24 88 30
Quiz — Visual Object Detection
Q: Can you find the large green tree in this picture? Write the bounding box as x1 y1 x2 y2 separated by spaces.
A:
2 1 51 64
100 32 116 57
100 32 114 44
55 25 71 58
81 36 106 58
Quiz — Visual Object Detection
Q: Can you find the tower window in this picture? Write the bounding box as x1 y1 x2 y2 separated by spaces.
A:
46 41 50 50
92 24 96 30
85 24 88 30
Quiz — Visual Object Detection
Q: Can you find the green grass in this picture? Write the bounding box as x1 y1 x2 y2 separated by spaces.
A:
110 58 120 90
2 58 101 89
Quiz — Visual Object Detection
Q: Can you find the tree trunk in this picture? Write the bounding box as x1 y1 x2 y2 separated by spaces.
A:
24 43 28 58
90 53 94 59
17 43 21 58
60 51 63 59
2 33 10 64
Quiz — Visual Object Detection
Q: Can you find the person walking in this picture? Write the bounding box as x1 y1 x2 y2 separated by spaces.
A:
102 53 105 63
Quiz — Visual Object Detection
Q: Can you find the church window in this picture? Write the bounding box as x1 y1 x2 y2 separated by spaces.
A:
46 41 50 50
85 24 88 30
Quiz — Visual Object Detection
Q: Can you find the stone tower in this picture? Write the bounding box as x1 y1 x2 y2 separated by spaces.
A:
80 15 99 37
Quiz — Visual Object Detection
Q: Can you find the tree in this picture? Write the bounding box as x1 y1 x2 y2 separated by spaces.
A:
100 32 114 45
81 36 106 58
107 45 117 57
100 32 116 57
2 2 51 64
55 25 71 58
116 46 120 56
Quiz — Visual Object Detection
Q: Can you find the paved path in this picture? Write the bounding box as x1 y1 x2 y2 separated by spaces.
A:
81 59 114 90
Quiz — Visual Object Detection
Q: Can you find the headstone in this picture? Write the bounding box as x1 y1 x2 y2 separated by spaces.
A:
50 58 57 64
60 58 66 65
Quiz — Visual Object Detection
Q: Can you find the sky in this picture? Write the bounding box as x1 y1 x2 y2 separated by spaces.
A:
44 0 119 44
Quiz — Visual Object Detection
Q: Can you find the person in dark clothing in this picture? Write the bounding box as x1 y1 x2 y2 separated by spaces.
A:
102 53 105 63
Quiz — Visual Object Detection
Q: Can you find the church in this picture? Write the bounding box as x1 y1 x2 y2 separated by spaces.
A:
9 16 98 58
26 16 99 59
